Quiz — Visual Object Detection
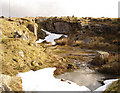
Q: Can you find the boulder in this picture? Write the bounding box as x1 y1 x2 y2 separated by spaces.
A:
97 51 110 60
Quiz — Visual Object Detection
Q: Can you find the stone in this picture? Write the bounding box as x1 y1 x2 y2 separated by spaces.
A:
97 51 109 60
14 30 30 41
82 38 92 44
1 85 12 91
27 24 37 38
18 50 24 57
14 31 22 38
61 78 66 81
68 82 71 84
31 60 39 66
0 74 22 91
21 31 30 41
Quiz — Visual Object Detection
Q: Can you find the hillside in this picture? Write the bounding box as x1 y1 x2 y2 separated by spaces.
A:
0 16 120 92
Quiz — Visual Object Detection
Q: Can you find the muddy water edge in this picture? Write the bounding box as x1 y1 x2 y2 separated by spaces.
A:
54 46 119 91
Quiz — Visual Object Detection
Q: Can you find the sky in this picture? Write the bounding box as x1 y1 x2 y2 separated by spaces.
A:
0 0 120 18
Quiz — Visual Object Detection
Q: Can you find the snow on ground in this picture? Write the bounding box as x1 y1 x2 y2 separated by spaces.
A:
94 79 118 91
17 67 90 91
36 29 67 45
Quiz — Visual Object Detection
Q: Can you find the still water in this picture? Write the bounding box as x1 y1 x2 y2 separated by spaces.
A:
56 62 114 90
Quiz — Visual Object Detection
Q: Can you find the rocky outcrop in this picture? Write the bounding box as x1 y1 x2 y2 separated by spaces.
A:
37 27 48 39
14 30 30 41
0 74 22 91
1 18 37 42
36 18 82 34
46 21 72 34
88 24 118 34
27 23 38 39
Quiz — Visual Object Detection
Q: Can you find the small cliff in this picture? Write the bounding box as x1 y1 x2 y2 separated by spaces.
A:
35 17 120 52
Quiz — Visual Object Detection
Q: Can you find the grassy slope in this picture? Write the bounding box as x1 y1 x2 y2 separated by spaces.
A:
1 18 80 77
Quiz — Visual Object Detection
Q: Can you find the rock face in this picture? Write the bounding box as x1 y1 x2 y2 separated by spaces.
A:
1 18 37 42
46 22 72 34
0 74 22 91
82 23 118 35
36 18 82 34
37 28 48 39
27 23 38 39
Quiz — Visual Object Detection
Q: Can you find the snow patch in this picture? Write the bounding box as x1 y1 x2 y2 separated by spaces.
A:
36 29 67 45
94 79 118 91
17 67 90 91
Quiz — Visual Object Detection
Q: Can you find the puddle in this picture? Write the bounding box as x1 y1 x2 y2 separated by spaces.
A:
56 62 116 90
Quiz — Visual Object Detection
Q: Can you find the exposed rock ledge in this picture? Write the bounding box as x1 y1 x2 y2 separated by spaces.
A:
0 74 22 91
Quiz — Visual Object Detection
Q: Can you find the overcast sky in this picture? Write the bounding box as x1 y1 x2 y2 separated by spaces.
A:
0 0 120 18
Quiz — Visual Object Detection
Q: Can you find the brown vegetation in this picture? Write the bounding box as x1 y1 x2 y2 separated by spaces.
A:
90 52 120 75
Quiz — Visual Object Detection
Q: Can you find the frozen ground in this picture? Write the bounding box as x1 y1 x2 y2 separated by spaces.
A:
17 67 118 91
17 67 90 91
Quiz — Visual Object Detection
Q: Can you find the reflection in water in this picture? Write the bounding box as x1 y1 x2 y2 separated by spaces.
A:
56 63 106 90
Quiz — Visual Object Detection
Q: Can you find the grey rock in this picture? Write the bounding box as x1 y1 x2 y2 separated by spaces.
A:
0 74 22 91
82 38 92 44
21 31 30 41
18 50 24 57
